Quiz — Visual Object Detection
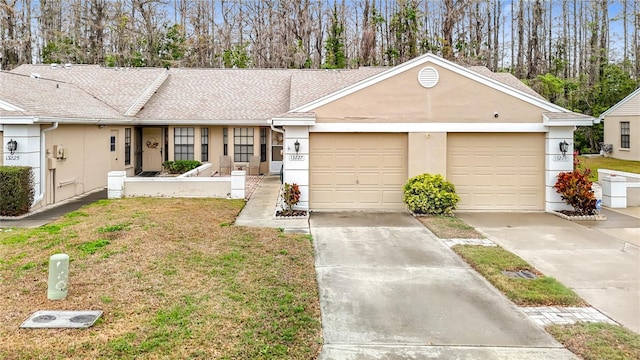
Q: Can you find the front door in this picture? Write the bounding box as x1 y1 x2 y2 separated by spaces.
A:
142 127 163 172
270 130 283 174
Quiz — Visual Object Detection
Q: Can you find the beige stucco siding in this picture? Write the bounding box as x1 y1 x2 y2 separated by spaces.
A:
447 133 545 210
603 115 640 161
313 64 544 123
44 124 117 203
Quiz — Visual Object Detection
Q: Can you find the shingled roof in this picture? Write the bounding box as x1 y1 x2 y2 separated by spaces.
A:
4 59 562 124
11 64 167 116
0 72 122 119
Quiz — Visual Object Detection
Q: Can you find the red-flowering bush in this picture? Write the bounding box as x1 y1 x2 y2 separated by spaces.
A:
553 153 597 215
283 183 301 215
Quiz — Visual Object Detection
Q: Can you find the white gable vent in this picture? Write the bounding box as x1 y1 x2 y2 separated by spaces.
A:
418 66 439 88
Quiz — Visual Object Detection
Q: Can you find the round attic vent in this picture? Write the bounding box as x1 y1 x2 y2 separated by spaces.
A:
418 67 439 88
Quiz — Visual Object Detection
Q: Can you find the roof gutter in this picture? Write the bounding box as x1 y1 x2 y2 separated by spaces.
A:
33 121 58 207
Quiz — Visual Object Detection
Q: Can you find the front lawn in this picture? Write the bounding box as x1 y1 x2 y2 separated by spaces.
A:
0 198 321 359
579 156 640 181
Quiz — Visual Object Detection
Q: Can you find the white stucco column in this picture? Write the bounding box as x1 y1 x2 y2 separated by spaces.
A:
230 170 246 199
282 126 309 210
2 125 41 195
545 126 575 212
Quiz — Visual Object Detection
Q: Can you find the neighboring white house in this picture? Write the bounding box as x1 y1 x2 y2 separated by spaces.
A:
600 87 640 161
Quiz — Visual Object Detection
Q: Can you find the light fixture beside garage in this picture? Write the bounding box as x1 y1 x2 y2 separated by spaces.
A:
7 139 17 155
418 67 439 88
559 140 569 156
294 140 300 154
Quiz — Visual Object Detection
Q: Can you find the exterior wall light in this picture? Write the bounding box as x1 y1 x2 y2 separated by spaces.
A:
294 140 300 154
7 139 17 155
559 140 569 156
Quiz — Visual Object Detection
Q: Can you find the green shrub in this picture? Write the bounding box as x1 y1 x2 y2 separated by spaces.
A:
0 166 35 216
162 160 202 174
403 173 460 215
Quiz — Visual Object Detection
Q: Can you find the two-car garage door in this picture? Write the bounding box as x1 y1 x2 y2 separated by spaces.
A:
310 133 407 210
309 132 544 211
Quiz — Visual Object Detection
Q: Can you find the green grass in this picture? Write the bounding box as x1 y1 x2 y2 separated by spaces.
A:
452 245 586 306
77 239 110 255
418 215 485 239
547 322 640 360
579 156 640 181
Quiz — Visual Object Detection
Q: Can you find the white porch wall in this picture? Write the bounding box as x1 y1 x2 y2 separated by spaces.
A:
283 126 310 210
2 125 42 195
545 126 576 212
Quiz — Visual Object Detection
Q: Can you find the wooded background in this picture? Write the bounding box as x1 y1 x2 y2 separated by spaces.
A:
1 1 639 152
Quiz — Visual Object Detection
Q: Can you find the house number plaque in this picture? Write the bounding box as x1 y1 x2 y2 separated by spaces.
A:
289 155 304 161
5 155 20 161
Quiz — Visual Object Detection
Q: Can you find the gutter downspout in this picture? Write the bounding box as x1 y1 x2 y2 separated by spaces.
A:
32 122 58 207
269 121 285 182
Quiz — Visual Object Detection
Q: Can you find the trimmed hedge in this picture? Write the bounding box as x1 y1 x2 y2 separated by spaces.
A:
0 166 35 216
403 173 460 215
162 160 202 174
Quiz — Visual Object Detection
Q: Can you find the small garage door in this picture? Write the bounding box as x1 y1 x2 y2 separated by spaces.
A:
447 133 544 210
310 133 407 210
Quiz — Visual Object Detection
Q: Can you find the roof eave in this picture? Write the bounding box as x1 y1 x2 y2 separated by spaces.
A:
542 113 597 127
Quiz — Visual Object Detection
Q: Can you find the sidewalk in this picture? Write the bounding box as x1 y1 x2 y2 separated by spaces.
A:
458 207 640 333
234 175 309 233
0 189 107 229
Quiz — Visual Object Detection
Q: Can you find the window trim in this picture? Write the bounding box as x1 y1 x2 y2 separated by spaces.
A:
174 127 195 161
233 128 254 162
620 121 630 149
260 128 267 162
201 128 209 162
124 128 132 165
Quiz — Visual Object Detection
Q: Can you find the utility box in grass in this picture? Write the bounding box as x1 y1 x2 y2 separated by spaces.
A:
48 254 69 300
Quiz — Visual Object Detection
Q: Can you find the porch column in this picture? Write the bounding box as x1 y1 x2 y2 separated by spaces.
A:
545 126 575 212
282 126 309 210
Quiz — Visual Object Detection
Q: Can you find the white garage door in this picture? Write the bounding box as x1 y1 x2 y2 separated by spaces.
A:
310 133 407 210
447 133 544 210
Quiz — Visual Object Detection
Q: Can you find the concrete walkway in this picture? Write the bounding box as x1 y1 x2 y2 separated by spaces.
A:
458 208 640 333
0 189 107 229
234 175 309 232
312 212 577 359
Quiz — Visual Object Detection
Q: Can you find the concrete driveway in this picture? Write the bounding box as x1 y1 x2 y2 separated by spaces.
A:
311 212 577 359
457 209 640 334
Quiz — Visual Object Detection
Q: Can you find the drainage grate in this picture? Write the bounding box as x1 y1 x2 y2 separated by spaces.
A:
20 310 103 329
501 270 538 279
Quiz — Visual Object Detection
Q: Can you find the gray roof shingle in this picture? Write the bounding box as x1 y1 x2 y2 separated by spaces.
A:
0 72 122 119
11 64 167 115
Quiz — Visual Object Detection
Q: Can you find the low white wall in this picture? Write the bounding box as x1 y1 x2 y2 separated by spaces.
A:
598 169 640 207
124 177 231 198
178 163 214 178
108 170 246 200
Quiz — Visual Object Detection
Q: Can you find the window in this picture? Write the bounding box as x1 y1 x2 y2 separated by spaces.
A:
201 128 209 162
124 128 132 165
110 135 116 152
174 127 194 160
223 128 228 155
621 122 630 149
234 128 254 162
260 128 267 162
